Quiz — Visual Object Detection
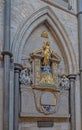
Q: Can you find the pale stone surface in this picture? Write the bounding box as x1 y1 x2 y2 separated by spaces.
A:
19 122 70 130
11 0 46 47
22 24 66 74
0 7 11 129
41 92 56 105
0 66 3 130
0 8 4 124
0 0 80 130
12 1 78 130
9 67 14 130
51 6 79 71
41 0 77 13
0 0 4 52
75 75 81 130
20 86 69 117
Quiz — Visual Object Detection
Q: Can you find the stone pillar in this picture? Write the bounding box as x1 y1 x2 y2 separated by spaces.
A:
68 74 76 130
2 0 11 129
0 56 4 130
9 59 14 130
2 52 12 130
14 63 22 130
77 0 82 129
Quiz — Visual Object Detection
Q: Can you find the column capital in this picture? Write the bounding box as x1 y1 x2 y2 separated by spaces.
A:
68 74 76 80
14 63 22 72
1 51 13 57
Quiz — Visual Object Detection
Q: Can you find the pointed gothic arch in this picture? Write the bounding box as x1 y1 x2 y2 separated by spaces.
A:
11 6 77 74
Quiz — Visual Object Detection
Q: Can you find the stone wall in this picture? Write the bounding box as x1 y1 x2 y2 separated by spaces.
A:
0 0 81 130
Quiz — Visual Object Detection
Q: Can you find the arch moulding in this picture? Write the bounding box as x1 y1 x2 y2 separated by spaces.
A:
11 6 77 74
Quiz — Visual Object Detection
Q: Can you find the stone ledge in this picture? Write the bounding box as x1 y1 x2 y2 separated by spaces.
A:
20 112 70 118
32 86 60 92
19 116 70 122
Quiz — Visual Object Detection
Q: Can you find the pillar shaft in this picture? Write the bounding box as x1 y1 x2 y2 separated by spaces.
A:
77 0 82 130
14 64 22 130
4 0 11 51
68 74 76 130
3 55 10 130
2 0 11 130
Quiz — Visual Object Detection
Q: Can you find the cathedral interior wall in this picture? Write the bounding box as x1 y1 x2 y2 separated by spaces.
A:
0 0 81 130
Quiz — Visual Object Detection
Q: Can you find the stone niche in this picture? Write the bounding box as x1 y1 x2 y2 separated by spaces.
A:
19 24 70 130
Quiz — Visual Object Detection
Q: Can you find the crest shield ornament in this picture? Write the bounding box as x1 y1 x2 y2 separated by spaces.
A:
32 87 60 114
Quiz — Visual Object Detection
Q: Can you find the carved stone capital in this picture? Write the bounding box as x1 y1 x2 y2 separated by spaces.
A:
1 51 13 57
68 74 76 80
14 63 22 73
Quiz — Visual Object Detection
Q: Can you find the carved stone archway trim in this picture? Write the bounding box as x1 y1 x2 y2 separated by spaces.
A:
11 6 77 74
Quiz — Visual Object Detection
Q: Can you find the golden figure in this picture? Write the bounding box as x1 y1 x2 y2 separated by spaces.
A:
41 31 48 38
42 41 52 66
40 74 54 84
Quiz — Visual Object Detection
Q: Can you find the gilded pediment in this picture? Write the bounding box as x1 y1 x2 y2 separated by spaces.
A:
30 48 61 63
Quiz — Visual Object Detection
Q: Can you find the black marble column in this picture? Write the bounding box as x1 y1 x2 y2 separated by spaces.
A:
14 63 22 130
68 74 76 130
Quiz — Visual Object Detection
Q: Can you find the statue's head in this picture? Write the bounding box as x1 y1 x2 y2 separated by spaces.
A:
46 41 50 46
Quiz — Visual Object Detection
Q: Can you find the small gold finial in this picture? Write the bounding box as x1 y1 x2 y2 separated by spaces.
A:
41 31 48 38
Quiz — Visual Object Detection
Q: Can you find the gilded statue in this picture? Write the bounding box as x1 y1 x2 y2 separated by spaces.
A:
38 41 55 86
42 41 52 66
